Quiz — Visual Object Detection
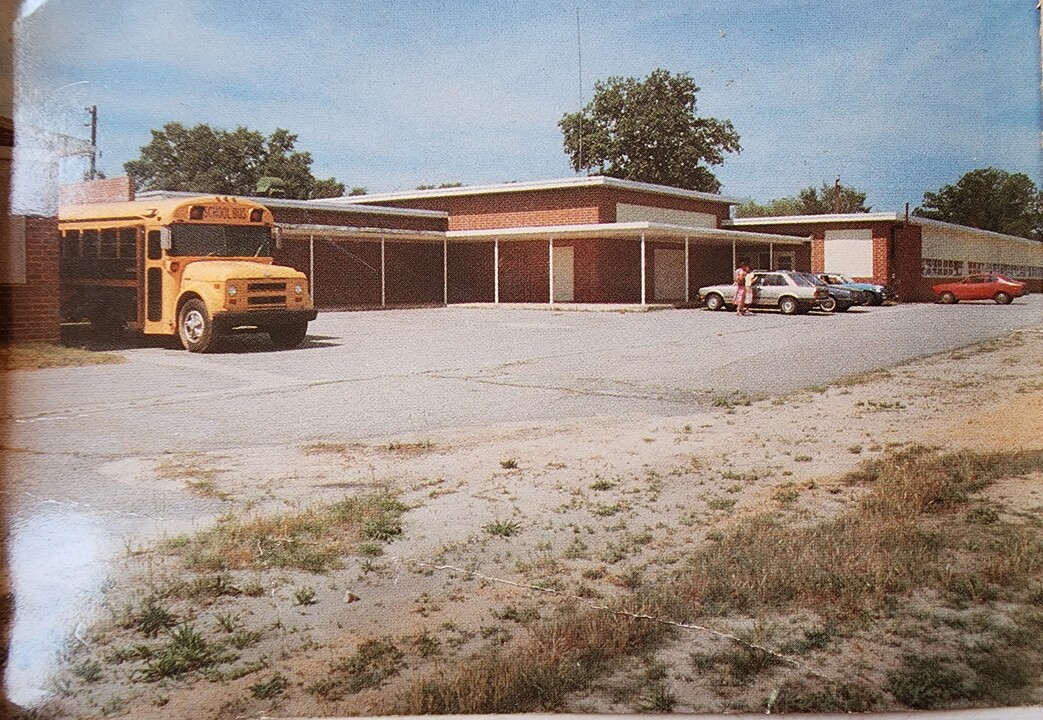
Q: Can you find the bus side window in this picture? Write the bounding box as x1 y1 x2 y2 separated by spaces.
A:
147 230 162 261
100 229 118 259
82 230 99 259
61 230 80 258
119 228 137 259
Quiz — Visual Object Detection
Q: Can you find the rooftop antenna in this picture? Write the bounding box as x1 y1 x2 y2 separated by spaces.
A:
576 7 584 175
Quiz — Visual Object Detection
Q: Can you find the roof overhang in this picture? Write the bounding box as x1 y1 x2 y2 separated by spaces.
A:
728 212 903 227
728 213 1042 247
447 221 808 246
318 175 740 207
276 222 446 243
137 190 446 220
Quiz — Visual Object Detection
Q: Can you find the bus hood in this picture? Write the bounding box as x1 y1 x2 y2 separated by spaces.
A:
181 260 306 282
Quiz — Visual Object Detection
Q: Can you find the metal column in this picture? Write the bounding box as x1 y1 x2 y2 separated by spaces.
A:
684 235 690 303
640 232 647 305
380 237 386 308
494 239 500 304
769 243 774 271
548 236 555 305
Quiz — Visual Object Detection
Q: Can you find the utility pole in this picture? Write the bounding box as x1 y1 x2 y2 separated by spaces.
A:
85 105 98 179
833 176 842 213
576 8 584 175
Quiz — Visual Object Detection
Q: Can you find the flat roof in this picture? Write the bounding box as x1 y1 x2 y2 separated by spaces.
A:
314 175 740 207
448 221 807 246
136 190 447 220
729 213 1042 247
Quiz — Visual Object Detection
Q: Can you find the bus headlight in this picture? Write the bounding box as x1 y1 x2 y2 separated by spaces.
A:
294 283 304 295
227 285 238 297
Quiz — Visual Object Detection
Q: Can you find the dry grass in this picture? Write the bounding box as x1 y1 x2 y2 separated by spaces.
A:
676 446 1043 617
159 491 407 572
1 342 125 371
386 606 664 714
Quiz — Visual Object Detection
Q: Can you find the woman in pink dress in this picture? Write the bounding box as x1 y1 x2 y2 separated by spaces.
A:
734 260 750 316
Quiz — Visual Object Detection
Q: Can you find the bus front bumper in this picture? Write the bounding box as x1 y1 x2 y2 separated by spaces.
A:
213 308 318 332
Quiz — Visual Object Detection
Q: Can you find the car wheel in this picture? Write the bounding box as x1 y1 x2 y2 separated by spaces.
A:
268 322 309 349
177 298 215 352
994 292 1012 305
938 291 956 304
779 296 799 315
869 294 884 306
704 293 724 311
819 296 837 313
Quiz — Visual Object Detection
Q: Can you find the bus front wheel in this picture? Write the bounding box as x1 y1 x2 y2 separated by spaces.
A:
178 299 215 353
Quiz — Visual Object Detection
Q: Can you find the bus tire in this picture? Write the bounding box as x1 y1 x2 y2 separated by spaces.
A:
178 298 215 352
268 322 308 350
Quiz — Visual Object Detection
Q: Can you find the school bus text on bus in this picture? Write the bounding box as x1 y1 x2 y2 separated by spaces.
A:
58 196 317 352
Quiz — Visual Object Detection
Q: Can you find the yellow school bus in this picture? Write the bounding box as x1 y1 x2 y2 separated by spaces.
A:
59 195 316 352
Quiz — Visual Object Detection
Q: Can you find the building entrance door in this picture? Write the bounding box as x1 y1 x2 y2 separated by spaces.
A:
553 245 574 302
653 248 685 301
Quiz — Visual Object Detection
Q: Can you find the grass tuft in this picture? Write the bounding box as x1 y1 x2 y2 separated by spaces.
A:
1 342 125 371
159 491 407 572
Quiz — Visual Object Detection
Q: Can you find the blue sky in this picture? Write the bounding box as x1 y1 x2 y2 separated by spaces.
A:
14 0 1043 211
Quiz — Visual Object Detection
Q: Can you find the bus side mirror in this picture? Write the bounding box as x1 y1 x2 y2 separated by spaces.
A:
159 227 172 250
273 225 283 250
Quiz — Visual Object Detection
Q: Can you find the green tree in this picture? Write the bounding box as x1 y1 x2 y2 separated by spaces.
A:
913 167 1043 240
735 182 871 217
124 122 345 200
559 69 740 193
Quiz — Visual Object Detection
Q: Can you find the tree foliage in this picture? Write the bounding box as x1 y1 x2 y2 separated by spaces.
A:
559 69 740 193
736 182 871 218
124 122 345 200
913 167 1043 240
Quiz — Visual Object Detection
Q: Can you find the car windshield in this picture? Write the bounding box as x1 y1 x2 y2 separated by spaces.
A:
169 224 271 258
795 273 822 287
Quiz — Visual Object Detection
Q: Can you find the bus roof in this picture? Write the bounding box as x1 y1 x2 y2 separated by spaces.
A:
59 195 269 223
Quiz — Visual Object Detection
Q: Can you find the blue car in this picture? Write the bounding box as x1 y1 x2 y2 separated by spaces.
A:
817 273 896 306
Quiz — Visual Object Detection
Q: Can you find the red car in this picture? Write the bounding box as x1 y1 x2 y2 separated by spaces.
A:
932 273 1026 304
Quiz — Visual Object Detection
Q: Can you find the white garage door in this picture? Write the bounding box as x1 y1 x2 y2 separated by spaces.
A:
823 229 873 277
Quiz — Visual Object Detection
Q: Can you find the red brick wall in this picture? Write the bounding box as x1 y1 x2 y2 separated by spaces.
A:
59 177 135 206
447 242 495 303
689 244 734 291
499 241 550 302
1 216 61 343
372 188 603 231
582 238 641 303
385 242 444 305
358 184 731 231
274 238 382 309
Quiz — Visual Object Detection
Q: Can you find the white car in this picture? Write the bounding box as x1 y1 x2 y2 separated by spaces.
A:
697 270 828 315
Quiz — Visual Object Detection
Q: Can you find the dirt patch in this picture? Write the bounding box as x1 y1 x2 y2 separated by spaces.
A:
30 329 1043 718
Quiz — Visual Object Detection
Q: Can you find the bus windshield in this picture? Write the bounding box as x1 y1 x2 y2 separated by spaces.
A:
169 224 271 258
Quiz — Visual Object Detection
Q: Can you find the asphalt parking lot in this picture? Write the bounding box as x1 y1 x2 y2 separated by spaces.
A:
8 297 1043 457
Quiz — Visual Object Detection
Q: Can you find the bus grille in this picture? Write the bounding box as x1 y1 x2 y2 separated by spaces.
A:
248 295 286 306
248 282 287 292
